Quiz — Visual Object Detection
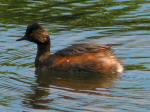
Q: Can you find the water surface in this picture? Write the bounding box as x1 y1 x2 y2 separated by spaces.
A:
0 0 150 112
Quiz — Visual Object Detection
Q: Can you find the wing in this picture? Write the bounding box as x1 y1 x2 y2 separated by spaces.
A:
55 43 112 56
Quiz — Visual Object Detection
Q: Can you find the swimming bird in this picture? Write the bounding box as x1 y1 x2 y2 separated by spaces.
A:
16 23 123 75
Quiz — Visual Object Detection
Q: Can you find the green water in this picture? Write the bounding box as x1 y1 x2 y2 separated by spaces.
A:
0 0 150 111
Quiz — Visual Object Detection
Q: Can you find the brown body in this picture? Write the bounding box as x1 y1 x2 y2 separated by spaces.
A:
37 44 123 75
17 23 124 75
50 53 122 74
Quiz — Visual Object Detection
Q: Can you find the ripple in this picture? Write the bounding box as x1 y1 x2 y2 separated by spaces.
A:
0 0 150 111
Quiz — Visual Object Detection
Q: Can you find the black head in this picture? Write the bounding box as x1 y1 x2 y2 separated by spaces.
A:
16 23 49 44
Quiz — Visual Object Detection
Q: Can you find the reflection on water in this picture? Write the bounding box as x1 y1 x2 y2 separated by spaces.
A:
1 0 150 111
24 70 119 110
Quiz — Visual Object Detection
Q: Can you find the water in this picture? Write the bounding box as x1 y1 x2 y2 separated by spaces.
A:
0 0 150 111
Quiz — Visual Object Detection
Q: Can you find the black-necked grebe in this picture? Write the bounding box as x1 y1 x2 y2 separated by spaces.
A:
16 23 123 75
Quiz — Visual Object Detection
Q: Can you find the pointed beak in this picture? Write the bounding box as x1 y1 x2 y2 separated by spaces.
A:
16 36 27 41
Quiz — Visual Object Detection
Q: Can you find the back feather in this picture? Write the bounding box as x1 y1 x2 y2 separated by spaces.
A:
55 43 112 56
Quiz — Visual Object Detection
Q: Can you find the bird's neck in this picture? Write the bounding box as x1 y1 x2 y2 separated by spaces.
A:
35 39 50 67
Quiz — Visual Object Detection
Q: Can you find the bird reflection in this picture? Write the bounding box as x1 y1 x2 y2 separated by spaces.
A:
23 69 120 110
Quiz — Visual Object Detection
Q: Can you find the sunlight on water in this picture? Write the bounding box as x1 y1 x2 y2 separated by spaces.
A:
0 0 150 111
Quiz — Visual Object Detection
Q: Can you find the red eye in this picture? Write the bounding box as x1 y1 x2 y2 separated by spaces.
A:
30 33 33 37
